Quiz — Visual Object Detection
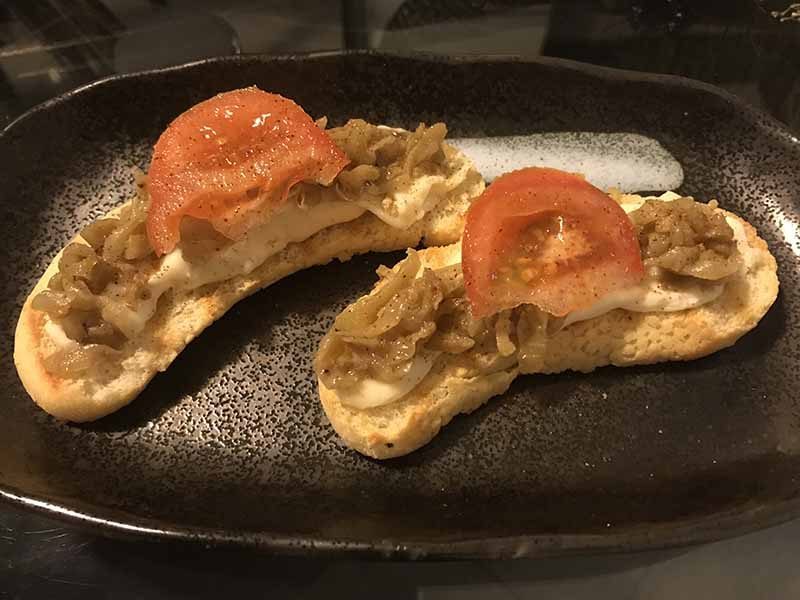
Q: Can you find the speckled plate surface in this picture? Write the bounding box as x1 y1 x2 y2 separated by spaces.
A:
1 52 798 559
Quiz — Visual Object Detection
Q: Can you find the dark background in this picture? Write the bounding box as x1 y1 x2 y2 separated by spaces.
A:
2 1 800 598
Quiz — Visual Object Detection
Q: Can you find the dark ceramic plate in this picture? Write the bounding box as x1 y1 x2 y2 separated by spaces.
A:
1 52 799 559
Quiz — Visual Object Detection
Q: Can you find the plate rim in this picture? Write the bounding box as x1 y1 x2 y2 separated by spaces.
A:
2 49 799 559
3 485 800 558
3 50 798 147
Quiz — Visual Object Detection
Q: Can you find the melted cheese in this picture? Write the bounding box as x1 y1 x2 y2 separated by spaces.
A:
619 190 681 212
356 175 448 228
562 277 724 327
355 159 473 228
153 199 365 290
332 353 438 410
148 200 362 321
356 125 474 228
104 199 366 339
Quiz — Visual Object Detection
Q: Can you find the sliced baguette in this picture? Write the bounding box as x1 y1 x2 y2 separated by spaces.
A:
14 148 484 422
319 209 779 459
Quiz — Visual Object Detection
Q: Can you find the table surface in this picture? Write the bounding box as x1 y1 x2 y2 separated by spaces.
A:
2 1 800 598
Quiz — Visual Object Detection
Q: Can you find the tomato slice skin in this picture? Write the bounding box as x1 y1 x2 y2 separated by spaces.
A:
146 87 349 255
463 167 644 318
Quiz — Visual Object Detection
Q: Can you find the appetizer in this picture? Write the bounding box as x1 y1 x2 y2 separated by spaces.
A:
14 86 483 421
315 167 779 458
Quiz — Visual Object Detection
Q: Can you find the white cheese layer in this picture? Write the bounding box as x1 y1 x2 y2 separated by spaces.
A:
327 353 439 410
122 199 367 335
337 191 751 410
619 189 681 212
77 198 365 340
155 200 365 290
357 125 475 228
354 151 474 229
561 277 724 327
356 175 448 229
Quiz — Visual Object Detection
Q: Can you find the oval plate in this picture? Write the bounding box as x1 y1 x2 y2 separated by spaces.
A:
1 51 799 559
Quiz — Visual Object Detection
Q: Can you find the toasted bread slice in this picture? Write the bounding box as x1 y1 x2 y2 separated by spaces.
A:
14 148 484 422
319 209 779 459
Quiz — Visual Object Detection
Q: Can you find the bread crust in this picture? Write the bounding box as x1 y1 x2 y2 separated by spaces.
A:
14 149 484 422
319 211 779 459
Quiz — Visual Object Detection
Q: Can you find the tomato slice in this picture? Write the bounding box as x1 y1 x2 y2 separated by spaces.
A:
463 167 644 318
146 87 349 255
